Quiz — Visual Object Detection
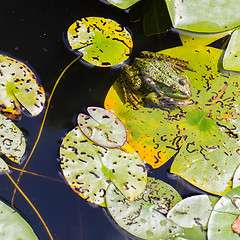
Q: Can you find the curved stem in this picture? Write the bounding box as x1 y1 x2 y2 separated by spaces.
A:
6 171 54 240
11 55 82 205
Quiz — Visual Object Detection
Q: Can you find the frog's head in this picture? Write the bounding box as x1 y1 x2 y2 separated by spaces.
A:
161 75 192 100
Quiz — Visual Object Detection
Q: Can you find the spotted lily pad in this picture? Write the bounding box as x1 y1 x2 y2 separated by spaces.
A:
0 114 26 165
208 186 240 239
78 107 127 148
0 199 38 239
105 178 184 239
104 45 240 195
60 126 146 206
0 54 45 120
67 17 133 67
167 195 219 239
165 0 240 33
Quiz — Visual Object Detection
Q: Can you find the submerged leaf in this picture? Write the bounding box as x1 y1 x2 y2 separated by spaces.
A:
105 178 184 240
0 200 38 239
0 114 26 164
67 17 133 67
78 107 127 148
104 45 240 195
208 186 240 239
165 0 240 33
0 54 45 120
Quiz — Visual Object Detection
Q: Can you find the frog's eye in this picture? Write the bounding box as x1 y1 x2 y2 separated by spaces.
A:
171 84 179 92
179 79 188 85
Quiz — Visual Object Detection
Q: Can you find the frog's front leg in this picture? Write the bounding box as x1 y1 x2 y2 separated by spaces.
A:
119 65 142 109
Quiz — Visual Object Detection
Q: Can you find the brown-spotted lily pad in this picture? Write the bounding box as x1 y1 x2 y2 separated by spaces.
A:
105 178 184 239
0 114 26 166
60 122 146 206
0 54 45 120
67 17 133 67
104 45 240 196
78 107 127 148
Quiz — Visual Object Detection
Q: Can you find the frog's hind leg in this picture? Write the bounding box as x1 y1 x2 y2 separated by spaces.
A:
118 66 141 109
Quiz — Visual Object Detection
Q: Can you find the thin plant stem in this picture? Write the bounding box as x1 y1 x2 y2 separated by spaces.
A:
6 171 54 240
11 55 82 205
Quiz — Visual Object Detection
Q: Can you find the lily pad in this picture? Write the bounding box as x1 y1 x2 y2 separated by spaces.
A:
233 165 240 188
0 199 38 239
60 126 146 206
208 186 240 239
105 0 141 9
67 17 133 67
223 28 240 72
165 0 240 33
167 195 219 239
0 158 9 172
105 178 184 240
78 107 127 148
104 45 240 195
0 114 26 164
0 53 45 120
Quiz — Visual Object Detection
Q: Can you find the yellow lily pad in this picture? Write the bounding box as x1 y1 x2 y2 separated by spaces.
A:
67 17 133 67
104 45 240 195
0 54 45 120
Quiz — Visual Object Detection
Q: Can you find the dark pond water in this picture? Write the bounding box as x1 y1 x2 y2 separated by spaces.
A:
0 0 207 239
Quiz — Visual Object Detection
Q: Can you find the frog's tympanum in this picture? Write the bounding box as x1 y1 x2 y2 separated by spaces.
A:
119 51 195 109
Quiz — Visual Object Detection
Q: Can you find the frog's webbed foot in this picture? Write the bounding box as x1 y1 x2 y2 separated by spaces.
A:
140 51 197 72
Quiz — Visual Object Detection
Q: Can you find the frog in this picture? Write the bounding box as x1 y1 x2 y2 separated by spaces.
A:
118 51 196 109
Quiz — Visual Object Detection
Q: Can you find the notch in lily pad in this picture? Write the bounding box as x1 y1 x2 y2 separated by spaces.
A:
0 53 45 120
78 107 127 148
66 17 133 67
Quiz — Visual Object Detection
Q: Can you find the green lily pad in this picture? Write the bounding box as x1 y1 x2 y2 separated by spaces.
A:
105 178 184 240
0 114 26 164
0 199 38 239
165 0 240 33
223 28 240 72
104 45 240 195
67 17 133 67
167 195 219 239
0 53 45 120
60 125 146 206
106 0 141 9
208 186 240 239
233 165 240 189
78 107 127 148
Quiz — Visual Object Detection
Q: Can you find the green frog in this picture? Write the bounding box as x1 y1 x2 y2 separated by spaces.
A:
119 51 195 109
